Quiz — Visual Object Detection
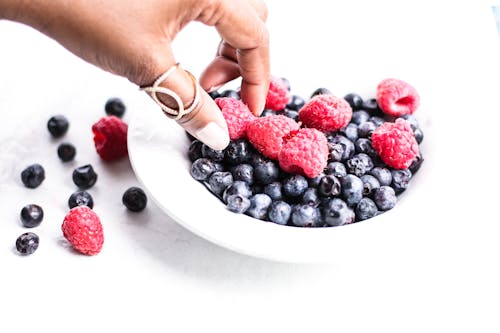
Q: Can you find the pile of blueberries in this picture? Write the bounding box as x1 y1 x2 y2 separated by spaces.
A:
188 82 424 228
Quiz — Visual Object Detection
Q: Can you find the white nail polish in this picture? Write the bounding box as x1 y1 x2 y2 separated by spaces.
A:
195 122 230 151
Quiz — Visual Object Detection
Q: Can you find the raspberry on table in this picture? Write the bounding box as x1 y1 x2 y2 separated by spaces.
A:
92 116 128 161
265 76 291 111
61 206 104 255
279 128 329 178
246 115 300 160
215 97 255 140
371 118 419 169
299 94 353 132
376 78 420 116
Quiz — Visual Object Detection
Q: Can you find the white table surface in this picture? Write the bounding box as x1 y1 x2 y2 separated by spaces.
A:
1 1 500 332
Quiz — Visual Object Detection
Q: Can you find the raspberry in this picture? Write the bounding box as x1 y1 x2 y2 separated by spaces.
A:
92 116 128 161
376 78 420 116
62 206 104 255
265 76 291 111
371 118 419 169
278 128 329 178
215 97 255 140
246 115 300 160
298 94 352 132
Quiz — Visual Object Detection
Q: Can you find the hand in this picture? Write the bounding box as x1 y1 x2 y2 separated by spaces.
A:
1 0 270 150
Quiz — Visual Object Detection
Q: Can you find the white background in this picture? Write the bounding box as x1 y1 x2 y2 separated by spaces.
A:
1 1 500 332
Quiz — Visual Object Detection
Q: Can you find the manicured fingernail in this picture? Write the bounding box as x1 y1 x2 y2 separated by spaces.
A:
195 122 230 151
208 85 223 93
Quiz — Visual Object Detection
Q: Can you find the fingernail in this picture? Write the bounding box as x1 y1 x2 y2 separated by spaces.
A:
208 85 223 93
195 122 230 151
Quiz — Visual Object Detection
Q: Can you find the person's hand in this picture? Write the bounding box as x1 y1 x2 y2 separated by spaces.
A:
1 0 270 150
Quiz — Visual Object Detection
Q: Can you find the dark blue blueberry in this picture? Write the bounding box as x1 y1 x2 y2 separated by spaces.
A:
263 182 283 201
311 87 332 98
250 153 267 167
213 162 225 173
327 142 344 162
360 174 380 197
208 90 221 100
374 186 397 211
354 138 377 158
190 158 216 181
282 175 308 198
220 89 240 99
291 204 322 227
68 190 94 209
224 139 253 165
268 201 292 225
369 116 386 127
361 98 382 114
328 135 355 161
246 193 272 220
188 140 204 162
318 175 341 197
253 160 280 185
47 115 69 138
122 187 148 212
21 164 45 188
341 174 364 207
282 108 299 121
308 174 324 188
370 167 393 186
413 127 424 144
409 153 424 175
251 183 264 194
325 162 347 178
226 194 251 214
343 93 364 111
321 198 355 227
281 77 291 91
231 164 253 185
355 197 378 221
400 114 420 131
260 109 276 117
223 180 252 203
57 142 76 162
346 153 374 177
286 95 305 111
301 188 320 206
207 171 234 197
185 131 197 142
357 121 377 138
104 97 126 118
340 123 359 142
15 232 39 255
391 169 412 195
20 204 44 228
351 110 370 125
201 144 225 162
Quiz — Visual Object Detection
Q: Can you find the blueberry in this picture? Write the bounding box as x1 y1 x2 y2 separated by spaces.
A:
391 169 412 195
281 77 291 91
282 175 308 198
224 139 252 165
122 187 148 212
286 95 305 111
354 138 377 158
15 232 39 255
325 162 347 178
346 153 374 177
190 158 216 181
318 175 341 197
374 186 397 211
207 171 233 197
291 204 322 227
360 174 380 197
188 140 204 162
343 93 364 111
268 201 292 225
201 144 225 162
400 114 420 131
369 116 386 127
72 164 98 189
220 89 240 99
413 127 424 144
231 164 253 185
311 87 331 98
301 188 320 206
226 194 251 213
68 190 94 209
357 121 377 138
409 153 424 175
246 193 272 220
253 159 280 185
361 98 381 114
328 134 355 161
57 142 76 162
47 115 69 138
21 163 45 188
321 198 355 227
370 167 393 186
341 174 364 207
104 97 126 118
20 204 44 228
223 180 252 203
351 110 370 125
355 198 378 221
260 109 276 117
340 123 358 142
263 182 283 201
327 142 344 162
208 90 221 100
185 131 197 142
308 174 324 188
282 109 299 121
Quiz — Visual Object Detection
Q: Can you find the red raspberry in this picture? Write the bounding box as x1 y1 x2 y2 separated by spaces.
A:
215 97 255 140
371 119 419 169
278 128 329 178
298 94 352 132
92 116 128 161
246 115 300 160
376 78 420 116
61 206 104 255
265 76 291 111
